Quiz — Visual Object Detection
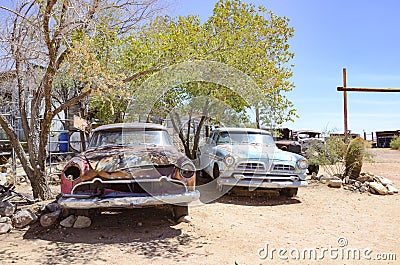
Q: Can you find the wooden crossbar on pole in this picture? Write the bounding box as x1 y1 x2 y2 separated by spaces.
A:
338 68 400 144
337 87 400 92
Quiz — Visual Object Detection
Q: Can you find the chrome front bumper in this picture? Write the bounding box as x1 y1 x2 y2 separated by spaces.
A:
217 178 308 189
58 190 200 209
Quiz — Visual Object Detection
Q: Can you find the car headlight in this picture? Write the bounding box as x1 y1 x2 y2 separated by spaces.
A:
179 162 196 179
224 155 235 167
297 159 308 170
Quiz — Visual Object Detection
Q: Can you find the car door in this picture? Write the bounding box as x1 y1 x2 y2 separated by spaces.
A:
198 132 218 174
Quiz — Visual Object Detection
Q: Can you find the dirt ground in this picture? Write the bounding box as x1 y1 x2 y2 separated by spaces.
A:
1 148 399 265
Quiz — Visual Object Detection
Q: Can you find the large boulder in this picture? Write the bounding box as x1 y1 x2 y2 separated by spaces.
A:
45 202 61 213
60 215 76 228
0 216 12 234
386 184 399 195
73 216 91 228
0 201 16 217
368 182 388 195
357 174 373 183
12 209 38 228
373 176 393 186
328 179 342 188
0 223 12 234
40 210 61 227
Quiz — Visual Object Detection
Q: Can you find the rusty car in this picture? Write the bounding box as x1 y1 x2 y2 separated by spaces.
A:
58 123 200 220
198 127 308 197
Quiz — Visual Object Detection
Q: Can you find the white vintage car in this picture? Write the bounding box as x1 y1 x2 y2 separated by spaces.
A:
199 127 308 196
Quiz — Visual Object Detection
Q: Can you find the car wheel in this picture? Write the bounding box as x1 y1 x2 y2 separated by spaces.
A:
172 205 189 220
279 188 298 197
213 164 220 179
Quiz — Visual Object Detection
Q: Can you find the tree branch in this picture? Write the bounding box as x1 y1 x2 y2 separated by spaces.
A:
0 113 33 173
52 90 91 119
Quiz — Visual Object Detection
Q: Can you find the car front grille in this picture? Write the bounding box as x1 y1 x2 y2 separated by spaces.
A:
73 179 187 196
273 164 295 171
236 162 265 171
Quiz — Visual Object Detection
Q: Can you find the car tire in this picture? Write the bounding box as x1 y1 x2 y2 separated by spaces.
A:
172 205 189 220
279 188 298 197
213 164 220 179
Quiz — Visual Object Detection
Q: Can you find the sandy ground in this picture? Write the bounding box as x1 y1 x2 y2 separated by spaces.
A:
0 148 399 265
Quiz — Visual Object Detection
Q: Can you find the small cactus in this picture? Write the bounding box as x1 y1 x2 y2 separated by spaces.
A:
344 137 366 179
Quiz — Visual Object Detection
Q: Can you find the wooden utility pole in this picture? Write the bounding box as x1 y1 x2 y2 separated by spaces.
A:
337 69 400 144
343 68 348 143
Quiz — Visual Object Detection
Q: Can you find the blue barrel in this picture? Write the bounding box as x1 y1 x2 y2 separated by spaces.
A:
59 132 69 152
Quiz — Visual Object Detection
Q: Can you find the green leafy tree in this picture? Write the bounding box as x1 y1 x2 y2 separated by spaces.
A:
91 0 296 159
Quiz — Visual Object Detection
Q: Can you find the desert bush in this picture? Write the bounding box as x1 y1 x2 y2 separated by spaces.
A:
390 136 400 150
305 137 347 177
345 137 368 179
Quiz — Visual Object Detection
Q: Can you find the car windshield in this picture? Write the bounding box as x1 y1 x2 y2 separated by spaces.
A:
88 129 173 148
216 132 275 146
297 132 322 139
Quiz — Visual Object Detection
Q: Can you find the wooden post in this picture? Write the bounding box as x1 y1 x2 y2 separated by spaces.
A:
343 68 348 143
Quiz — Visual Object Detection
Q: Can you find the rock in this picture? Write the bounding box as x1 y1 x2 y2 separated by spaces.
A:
328 179 342 188
368 182 388 195
12 209 38 228
357 175 373 183
0 216 12 224
359 185 369 193
386 184 398 194
40 210 61 227
45 202 61 213
360 172 374 177
177 215 192 223
347 178 356 184
60 215 76 228
354 181 361 188
311 172 318 180
0 201 16 217
319 175 330 184
0 173 7 185
373 176 393 186
73 216 91 228
342 176 350 184
0 223 12 234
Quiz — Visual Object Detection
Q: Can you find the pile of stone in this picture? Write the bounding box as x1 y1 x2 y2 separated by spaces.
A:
313 172 399 195
343 172 399 195
0 201 38 234
0 200 92 235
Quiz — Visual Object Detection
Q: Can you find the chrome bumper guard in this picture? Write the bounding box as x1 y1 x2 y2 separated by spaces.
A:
217 178 308 188
58 190 200 209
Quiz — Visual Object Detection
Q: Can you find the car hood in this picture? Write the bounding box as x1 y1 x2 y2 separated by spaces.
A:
83 145 185 172
217 144 276 159
217 144 303 162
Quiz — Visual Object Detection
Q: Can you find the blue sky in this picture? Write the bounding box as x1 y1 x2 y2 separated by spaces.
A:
172 0 400 136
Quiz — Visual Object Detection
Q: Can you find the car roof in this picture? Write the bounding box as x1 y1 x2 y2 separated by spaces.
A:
212 127 272 135
295 130 322 134
93 123 166 132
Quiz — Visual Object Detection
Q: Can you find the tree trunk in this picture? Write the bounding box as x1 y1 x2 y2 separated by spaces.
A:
27 167 53 199
255 107 260 129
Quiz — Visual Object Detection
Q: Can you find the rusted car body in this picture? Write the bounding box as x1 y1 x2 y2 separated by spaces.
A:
58 123 199 218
